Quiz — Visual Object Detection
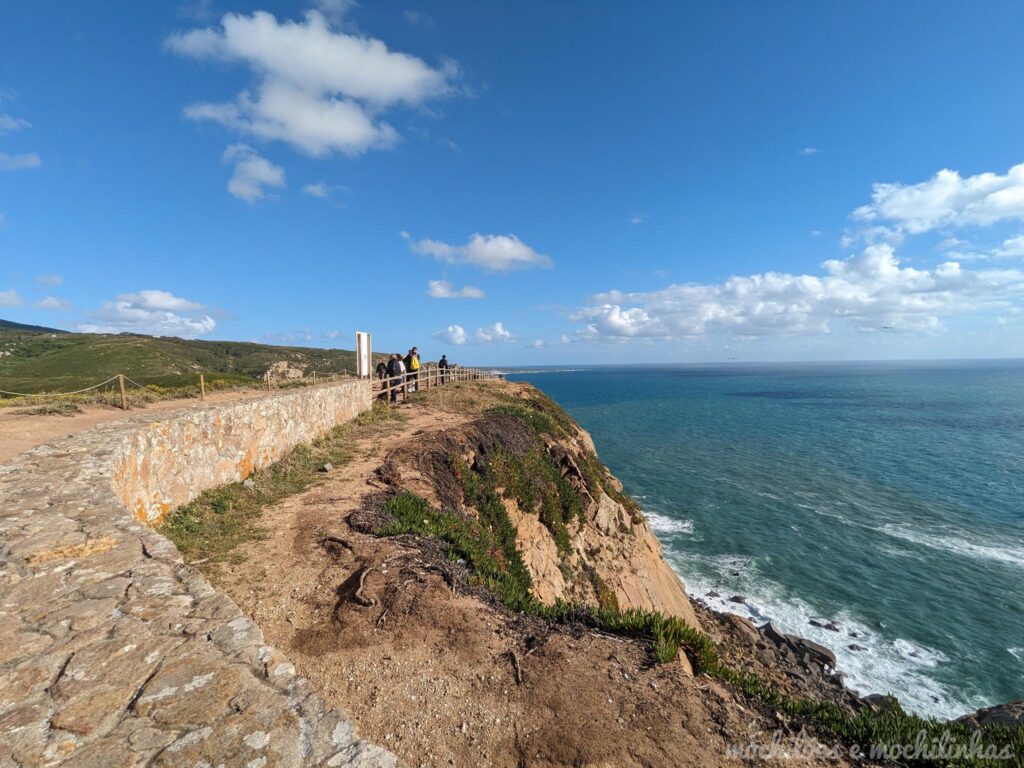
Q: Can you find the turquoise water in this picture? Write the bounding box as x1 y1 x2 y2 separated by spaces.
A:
506 361 1024 720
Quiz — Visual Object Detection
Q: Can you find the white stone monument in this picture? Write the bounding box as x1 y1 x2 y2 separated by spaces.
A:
355 331 372 379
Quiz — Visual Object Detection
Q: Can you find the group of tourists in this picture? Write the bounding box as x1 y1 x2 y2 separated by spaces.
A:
376 348 451 403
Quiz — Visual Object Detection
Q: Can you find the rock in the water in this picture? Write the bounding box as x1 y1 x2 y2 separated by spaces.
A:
957 701 1024 729
728 595 746 604
848 643 867 652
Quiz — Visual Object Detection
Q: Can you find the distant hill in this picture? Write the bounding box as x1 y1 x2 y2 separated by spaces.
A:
0 324 379 394
0 318 69 334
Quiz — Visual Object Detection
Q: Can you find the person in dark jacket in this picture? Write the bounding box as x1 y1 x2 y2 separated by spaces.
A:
438 354 449 383
375 359 388 380
386 354 404 403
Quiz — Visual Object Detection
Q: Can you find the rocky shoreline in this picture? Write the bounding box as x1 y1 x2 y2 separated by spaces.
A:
690 571 1024 733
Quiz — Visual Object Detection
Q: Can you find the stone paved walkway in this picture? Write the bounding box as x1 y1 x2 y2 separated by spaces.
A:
0 400 396 767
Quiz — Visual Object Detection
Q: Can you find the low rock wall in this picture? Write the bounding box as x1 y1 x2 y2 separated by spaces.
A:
0 383 395 767
113 380 373 523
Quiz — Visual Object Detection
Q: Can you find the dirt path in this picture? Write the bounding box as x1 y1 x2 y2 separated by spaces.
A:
200 398 853 768
0 389 260 464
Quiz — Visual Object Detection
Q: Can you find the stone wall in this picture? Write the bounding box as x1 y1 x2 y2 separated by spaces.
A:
0 384 395 767
112 380 373 523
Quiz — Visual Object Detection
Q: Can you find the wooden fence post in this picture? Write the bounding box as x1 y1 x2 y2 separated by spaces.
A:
118 374 127 410
267 374 271 392
313 371 317 386
200 374 205 401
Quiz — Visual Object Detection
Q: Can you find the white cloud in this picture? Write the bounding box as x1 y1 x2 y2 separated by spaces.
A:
36 274 63 286
0 152 41 170
223 144 285 202
932 234 1024 263
810 229 822 237
403 10 433 26
938 236 967 251
302 180 349 201
996 235 1024 259
77 290 216 338
799 147 820 156
426 279 484 299
629 212 650 225
406 232 552 271
0 114 30 134
0 289 22 307
35 297 71 311
433 324 467 345
303 181 330 198
572 244 1024 340
323 329 340 339
312 0 357 25
853 163 1024 234
167 9 456 157
474 321 513 342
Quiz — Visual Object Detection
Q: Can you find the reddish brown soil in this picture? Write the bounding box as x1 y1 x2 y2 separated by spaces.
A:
201 397 857 768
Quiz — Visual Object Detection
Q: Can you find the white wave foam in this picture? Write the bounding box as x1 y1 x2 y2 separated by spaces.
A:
1009 647 1024 663
880 524 1024 570
663 548 979 720
644 512 694 536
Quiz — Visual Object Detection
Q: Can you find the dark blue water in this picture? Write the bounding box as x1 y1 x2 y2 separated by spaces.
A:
506 361 1024 719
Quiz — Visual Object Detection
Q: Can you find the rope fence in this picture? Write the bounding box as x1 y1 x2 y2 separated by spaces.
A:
0 365 500 411
0 375 122 398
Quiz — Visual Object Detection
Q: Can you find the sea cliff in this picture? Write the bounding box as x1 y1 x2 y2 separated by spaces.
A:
165 378 1022 767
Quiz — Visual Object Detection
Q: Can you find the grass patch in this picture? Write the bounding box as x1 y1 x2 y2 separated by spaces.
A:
405 379 515 414
13 401 83 416
475 443 580 556
159 402 404 566
487 401 641 516
379 490 536 611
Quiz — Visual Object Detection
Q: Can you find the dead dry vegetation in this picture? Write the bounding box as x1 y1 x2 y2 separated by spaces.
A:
161 381 1016 768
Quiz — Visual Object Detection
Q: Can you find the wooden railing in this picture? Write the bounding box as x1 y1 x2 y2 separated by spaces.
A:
370 366 500 404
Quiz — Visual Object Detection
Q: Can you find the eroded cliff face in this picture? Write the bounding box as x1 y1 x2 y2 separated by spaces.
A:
380 382 700 631
512 428 699 630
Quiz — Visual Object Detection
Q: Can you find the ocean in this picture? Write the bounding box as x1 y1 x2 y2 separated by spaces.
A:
505 360 1024 720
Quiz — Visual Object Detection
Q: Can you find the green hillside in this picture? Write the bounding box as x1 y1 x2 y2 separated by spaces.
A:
0 323 373 395
0 319 69 334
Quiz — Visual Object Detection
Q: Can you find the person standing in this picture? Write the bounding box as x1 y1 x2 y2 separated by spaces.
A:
409 346 421 392
386 354 404 404
438 354 449 383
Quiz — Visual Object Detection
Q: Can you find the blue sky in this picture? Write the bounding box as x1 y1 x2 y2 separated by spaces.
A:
2 1 1024 364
